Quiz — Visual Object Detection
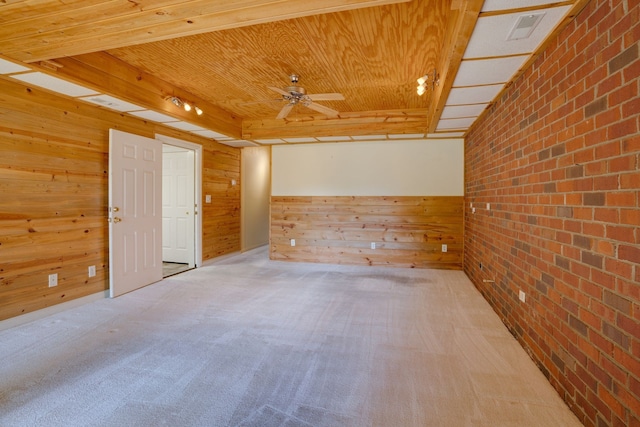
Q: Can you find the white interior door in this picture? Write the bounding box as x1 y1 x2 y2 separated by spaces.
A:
109 129 163 298
162 147 195 265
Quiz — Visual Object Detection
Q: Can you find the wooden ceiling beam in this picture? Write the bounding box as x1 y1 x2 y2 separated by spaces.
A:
242 109 429 140
426 0 484 133
46 52 243 138
0 0 410 63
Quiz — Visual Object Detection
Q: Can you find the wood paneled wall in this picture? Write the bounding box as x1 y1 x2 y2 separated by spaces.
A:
0 77 240 321
270 196 463 269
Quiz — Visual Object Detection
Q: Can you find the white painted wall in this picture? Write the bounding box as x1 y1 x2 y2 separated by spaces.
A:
272 139 464 196
241 146 271 251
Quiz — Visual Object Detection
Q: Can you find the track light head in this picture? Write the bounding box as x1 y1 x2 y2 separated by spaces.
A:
166 96 202 115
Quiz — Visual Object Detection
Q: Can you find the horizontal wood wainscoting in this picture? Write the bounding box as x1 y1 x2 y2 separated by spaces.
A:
0 77 240 321
270 196 463 269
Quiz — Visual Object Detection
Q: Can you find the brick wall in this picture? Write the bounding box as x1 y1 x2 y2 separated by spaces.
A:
464 1 639 426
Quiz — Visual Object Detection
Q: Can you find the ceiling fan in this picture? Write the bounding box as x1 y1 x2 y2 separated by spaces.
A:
267 74 345 119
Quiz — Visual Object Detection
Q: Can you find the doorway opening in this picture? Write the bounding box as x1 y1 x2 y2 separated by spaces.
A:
157 134 203 278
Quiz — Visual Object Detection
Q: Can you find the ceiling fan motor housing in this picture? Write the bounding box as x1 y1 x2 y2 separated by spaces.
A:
286 86 306 96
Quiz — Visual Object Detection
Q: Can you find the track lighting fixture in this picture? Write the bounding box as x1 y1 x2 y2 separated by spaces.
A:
416 69 439 96
166 96 203 115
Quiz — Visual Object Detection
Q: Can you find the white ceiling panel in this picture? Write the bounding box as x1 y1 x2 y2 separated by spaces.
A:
192 130 230 139
441 104 488 119
193 129 234 139
447 85 504 105
464 7 571 58
482 0 562 12
351 135 388 140
427 132 465 138
453 56 528 87
255 139 287 144
79 94 144 112
0 58 29 74
437 117 477 130
388 134 426 139
11 72 98 97
221 140 259 147
316 136 352 142
283 137 318 143
163 121 206 131
130 110 178 123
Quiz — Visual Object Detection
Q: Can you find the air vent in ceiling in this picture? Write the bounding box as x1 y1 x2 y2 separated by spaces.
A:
507 12 545 41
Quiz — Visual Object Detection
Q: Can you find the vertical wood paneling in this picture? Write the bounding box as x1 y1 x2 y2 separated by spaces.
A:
0 78 240 321
270 196 464 269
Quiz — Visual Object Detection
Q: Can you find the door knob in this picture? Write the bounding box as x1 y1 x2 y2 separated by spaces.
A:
113 207 119 212
113 217 122 223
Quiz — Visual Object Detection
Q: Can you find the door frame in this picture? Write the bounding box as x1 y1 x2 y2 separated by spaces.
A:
155 134 203 268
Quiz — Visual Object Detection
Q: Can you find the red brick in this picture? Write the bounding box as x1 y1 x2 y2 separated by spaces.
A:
607 225 636 243
608 81 638 105
608 155 636 173
595 141 621 159
605 258 634 280
599 386 626 420
609 117 639 140
620 172 640 190
618 245 640 263
596 240 614 256
595 107 621 129
594 208 619 223
606 192 637 207
594 175 619 190
620 208 640 225
583 222 605 237
622 136 640 154
617 312 640 340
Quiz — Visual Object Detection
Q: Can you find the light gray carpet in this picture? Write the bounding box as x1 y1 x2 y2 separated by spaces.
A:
0 247 581 427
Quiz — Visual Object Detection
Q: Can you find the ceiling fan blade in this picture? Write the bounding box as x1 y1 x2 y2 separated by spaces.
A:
276 103 295 119
307 93 345 101
239 99 283 105
305 101 340 117
268 86 291 97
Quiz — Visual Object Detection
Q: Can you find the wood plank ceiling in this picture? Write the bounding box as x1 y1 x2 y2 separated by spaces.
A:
0 0 588 146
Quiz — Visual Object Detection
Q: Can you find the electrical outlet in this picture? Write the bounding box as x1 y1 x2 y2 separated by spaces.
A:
48 273 58 287
371 242 376 250
519 290 526 303
88 265 96 278
486 203 491 210
205 194 211 203
472 207 476 214
290 239 296 247
441 244 448 252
